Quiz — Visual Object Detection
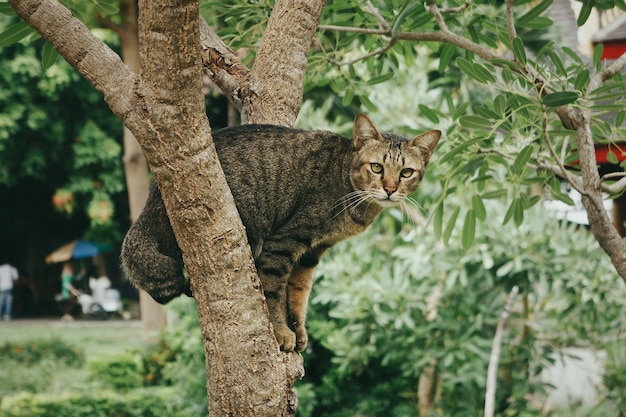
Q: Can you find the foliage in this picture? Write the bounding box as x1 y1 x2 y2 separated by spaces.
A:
0 13 125 240
87 353 145 391
304 193 626 416
159 297 208 417
0 387 185 417
0 338 84 367
602 339 626 412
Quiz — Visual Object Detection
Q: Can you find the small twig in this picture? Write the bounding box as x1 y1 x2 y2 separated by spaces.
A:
438 2 471 13
484 286 519 417
540 107 587 195
428 1 450 32
602 175 626 194
365 0 391 31
477 147 515 160
504 0 517 44
327 39 396 66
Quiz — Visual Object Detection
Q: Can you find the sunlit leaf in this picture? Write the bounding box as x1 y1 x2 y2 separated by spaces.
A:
512 146 533 173
459 115 493 130
418 104 440 124
434 201 444 240
472 195 487 221
443 206 460 245
462 210 476 251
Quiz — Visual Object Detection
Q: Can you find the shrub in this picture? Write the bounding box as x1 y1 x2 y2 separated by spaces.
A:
0 338 84 367
87 353 144 391
0 387 184 417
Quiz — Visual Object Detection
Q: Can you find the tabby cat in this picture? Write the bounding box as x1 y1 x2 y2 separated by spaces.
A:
121 114 440 352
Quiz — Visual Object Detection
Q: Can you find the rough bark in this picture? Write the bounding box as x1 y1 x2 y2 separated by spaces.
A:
245 0 327 125
8 0 306 414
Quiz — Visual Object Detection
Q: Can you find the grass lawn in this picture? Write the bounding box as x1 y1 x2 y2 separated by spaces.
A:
0 319 149 400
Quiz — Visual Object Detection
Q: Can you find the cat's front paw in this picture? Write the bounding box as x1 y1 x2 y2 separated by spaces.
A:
274 325 297 352
294 326 308 353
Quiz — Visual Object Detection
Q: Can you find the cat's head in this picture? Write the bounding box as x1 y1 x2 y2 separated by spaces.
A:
350 114 441 208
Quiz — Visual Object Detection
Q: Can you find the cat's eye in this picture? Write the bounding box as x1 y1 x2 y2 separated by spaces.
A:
400 168 414 178
370 163 383 174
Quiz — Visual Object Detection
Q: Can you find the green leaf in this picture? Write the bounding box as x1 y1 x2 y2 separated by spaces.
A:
578 0 594 26
459 115 493 130
518 16 553 30
456 57 477 80
512 146 533 173
439 136 489 164
439 44 456 73
0 20 35 47
617 110 625 127
0 2 16 15
434 201 444 240
593 43 603 73
471 195 487 221
472 62 496 83
41 42 58 69
550 177 575 205
542 91 579 107
461 210 476 251
512 37 527 65
418 104 440 124
494 95 507 115
482 189 508 199
367 73 395 85
503 198 516 225
574 69 590 92
443 206 460 245
517 0 553 27
513 198 524 226
391 2 421 36
607 150 619 164
546 49 567 77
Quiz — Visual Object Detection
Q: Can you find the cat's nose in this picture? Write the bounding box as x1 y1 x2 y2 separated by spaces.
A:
384 185 396 196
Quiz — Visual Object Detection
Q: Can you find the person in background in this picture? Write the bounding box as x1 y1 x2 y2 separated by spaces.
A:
0 259 19 321
60 262 77 322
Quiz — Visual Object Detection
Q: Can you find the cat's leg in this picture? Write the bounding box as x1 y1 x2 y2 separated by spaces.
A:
255 239 307 352
287 247 328 352
121 182 188 304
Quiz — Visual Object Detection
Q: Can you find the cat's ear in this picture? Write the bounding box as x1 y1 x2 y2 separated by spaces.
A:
409 130 441 164
353 114 382 149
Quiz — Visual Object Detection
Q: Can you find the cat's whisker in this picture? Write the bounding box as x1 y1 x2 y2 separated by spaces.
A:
399 197 428 226
327 191 371 221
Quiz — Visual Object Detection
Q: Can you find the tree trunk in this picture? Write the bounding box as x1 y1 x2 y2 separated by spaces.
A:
114 0 167 339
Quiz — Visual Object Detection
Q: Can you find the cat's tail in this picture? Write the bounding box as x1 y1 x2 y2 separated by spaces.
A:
120 183 190 304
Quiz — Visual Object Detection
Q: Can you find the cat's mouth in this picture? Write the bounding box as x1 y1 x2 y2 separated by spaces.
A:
374 190 402 207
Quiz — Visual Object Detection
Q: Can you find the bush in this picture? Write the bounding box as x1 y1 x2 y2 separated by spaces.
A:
88 353 144 391
0 387 184 417
0 338 84 367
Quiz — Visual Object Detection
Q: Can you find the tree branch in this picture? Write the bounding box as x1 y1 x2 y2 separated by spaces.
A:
484 286 519 417
199 18 249 112
246 0 327 126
